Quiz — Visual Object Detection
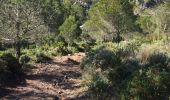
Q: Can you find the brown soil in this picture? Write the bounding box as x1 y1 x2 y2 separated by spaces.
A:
0 53 89 100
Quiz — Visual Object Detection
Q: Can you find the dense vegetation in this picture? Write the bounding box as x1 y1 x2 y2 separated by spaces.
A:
0 0 170 99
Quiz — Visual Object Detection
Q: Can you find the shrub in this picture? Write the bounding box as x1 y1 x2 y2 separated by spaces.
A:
89 75 108 93
81 45 122 97
19 55 31 65
0 53 25 85
0 53 22 74
81 47 110 69
82 41 170 99
123 52 170 100
117 40 140 58
147 52 169 66
82 66 110 96
136 41 170 63
35 52 52 63
81 42 138 70
76 41 96 52
81 42 141 98
55 35 67 45
50 41 70 56
108 59 139 89
124 65 170 100
67 46 78 54
51 46 69 56
92 49 120 70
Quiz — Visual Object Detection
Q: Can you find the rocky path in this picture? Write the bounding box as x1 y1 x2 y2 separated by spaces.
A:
0 53 88 100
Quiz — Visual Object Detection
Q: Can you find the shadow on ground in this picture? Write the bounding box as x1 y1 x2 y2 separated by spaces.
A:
0 76 27 99
0 55 88 100
26 66 82 90
0 88 60 100
0 88 14 98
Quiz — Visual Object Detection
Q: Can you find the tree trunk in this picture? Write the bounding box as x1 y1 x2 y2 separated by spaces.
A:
16 22 21 60
16 36 21 60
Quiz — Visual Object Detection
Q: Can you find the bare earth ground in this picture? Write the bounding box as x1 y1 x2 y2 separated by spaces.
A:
0 53 89 100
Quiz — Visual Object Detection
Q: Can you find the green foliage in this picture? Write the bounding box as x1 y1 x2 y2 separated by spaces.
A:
82 41 170 99
0 0 170 99
67 46 78 54
108 58 139 90
136 40 170 63
59 15 78 45
81 44 116 86
82 0 138 42
51 47 68 56
35 52 52 63
41 0 64 32
0 0 50 59
50 41 69 56
70 4 86 22
89 75 108 93
121 52 170 100
148 52 169 66
82 42 140 97
125 54 170 100
19 55 31 65
92 49 120 70
136 1 170 40
0 53 22 74
0 53 24 84
75 40 96 52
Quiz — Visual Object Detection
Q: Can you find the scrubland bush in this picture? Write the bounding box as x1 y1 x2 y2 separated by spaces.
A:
82 66 111 97
147 52 169 66
76 41 96 52
136 40 170 63
0 53 22 74
67 46 78 54
81 42 140 97
89 75 109 94
35 52 52 63
82 41 170 99
48 41 69 56
51 46 69 56
21 40 80 61
0 53 25 85
124 54 170 100
19 55 31 65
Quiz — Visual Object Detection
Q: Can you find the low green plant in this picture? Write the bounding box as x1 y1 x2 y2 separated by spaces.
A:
147 52 169 66
0 53 24 84
122 52 170 100
124 66 170 100
67 46 78 54
89 75 108 93
0 53 22 74
51 47 69 56
49 41 70 56
19 55 31 65
35 52 52 63
81 42 142 98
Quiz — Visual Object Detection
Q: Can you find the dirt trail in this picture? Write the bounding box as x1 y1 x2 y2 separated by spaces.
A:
0 53 88 100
